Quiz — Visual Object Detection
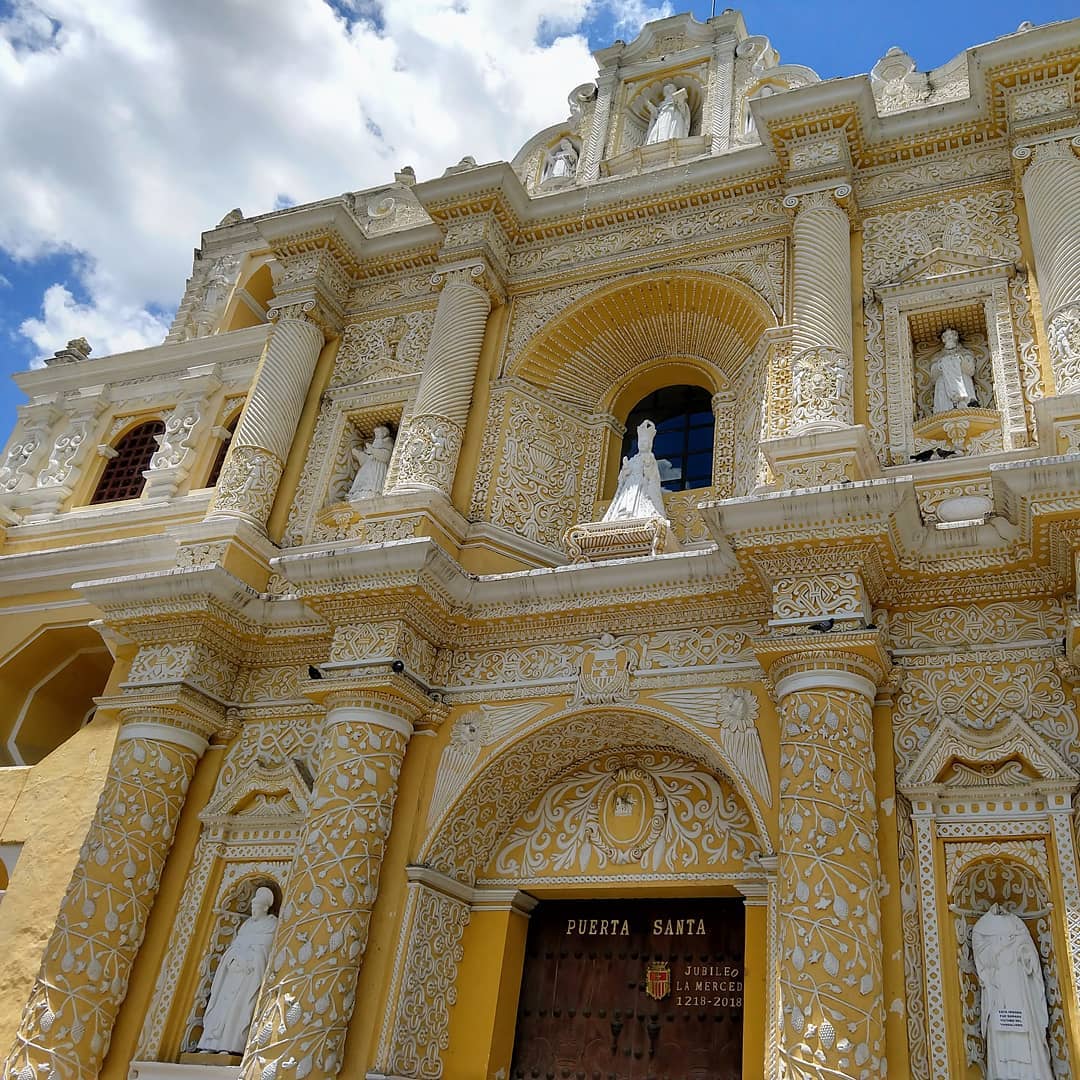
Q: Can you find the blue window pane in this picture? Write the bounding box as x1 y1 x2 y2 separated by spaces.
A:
621 385 716 492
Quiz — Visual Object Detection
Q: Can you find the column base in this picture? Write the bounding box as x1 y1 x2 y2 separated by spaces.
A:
762 425 880 489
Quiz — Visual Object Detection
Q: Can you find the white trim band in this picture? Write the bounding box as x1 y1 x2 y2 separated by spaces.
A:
118 722 208 755
324 705 413 738
774 668 876 702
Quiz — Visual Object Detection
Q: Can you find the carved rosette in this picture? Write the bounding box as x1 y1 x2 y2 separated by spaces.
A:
758 649 887 1080
240 700 415 1080
1016 138 1080 394
5 716 210 1080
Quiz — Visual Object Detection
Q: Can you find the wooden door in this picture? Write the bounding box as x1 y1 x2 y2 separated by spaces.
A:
509 898 744 1080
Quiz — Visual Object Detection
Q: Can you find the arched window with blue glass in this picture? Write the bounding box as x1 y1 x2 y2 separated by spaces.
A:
621 385 715 492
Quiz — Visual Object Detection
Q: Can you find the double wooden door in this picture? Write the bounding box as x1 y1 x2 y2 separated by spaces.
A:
509 898 744 1080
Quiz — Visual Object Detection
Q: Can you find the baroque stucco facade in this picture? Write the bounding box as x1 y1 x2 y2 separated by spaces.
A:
1 10 1080 1080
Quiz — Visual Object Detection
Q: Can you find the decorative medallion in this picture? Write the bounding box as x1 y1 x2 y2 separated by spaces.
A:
645 960 672 1001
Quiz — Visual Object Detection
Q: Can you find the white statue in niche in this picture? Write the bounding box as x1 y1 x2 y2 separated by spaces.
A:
543 138 578 181
348 425 395 501
930 327 978 413
198 887 278 1055
644 83 691 144
971 903 1054 1080
602 419 666 522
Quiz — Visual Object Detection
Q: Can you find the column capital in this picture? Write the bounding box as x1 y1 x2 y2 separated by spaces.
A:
1013 133 1080 171
430 258 504 306
782 182 857 224
304 669 439 729
752 629 891 702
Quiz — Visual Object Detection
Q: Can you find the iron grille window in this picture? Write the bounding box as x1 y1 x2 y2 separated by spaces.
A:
206 416 239 487
622 385 714 492
90 421 165 504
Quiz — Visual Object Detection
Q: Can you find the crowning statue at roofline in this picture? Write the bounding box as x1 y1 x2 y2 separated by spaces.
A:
645 84 691 144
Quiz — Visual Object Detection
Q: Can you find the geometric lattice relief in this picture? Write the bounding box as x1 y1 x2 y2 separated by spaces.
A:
951 857 1069 1077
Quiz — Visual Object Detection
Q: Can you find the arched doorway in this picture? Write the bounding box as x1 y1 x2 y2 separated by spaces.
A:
373 706 776 1079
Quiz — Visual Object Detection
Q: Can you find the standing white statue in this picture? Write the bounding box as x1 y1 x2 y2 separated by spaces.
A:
971 903 1054 1080
930 327 977 413
348 425 395 501
644 84 691 144
602 419 667 521
198 887 278 1055
543 138 578 181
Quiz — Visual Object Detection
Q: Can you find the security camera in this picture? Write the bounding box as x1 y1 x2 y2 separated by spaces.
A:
391 659 405 674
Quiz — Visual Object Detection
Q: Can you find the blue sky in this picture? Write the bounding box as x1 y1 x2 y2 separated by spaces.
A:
0 0 1075 442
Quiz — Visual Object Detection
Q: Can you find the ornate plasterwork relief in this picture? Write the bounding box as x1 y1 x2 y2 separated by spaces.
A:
331 309 435 388
862 191 1021 291
893 658 1078 774
420 707 771 886
371 878 470 1080
856 150 1012 207
889 600 1064 651
469 382 607 549
897 796 930 1080
486 751 760 882
283 381 412 546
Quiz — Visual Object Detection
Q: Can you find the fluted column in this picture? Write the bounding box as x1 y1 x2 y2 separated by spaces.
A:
784 188 855 433
209 302 325 529
762 646 887 1080
1016 136 1080 392
240 684 427 1080
4 706 213 1080
389 265 492 497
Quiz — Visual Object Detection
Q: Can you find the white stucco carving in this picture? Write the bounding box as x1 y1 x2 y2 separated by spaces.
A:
971 904 1054 1080
198 887 278 1055
602 419 666 522
348 425 394 501
930 328 978 413
644 84 690 144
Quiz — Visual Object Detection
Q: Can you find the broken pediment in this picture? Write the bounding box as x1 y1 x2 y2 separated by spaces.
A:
883 248 1016 291
200 757 313 828
899 714 1078 794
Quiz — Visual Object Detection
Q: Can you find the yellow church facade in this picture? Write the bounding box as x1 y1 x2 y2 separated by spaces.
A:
0 10 1079 1079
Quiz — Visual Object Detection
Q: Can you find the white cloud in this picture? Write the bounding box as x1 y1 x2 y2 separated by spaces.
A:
0 0 664 363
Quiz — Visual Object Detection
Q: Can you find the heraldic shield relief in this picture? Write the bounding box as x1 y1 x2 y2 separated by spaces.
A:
509 899 745 1078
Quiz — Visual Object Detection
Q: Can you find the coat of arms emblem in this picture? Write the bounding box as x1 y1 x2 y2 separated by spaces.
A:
644 960 671 1001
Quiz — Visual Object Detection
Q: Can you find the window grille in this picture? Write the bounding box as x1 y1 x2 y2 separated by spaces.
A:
90 421 165 504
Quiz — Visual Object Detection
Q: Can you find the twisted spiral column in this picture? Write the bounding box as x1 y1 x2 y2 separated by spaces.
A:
1017 137 1080 392
209 305 326 529
786 189 855 433
4 712 211 1080
389 266 492 496
240 691 423 1080
770 660 886 1080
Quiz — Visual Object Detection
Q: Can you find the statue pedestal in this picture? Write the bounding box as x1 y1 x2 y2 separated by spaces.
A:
761 425 880 489
563 515 678 563
912 408 1002 456
177 1053 242 1067
129 1060 240 1080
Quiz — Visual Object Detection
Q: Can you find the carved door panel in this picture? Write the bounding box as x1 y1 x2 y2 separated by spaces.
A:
510 898 744 1079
